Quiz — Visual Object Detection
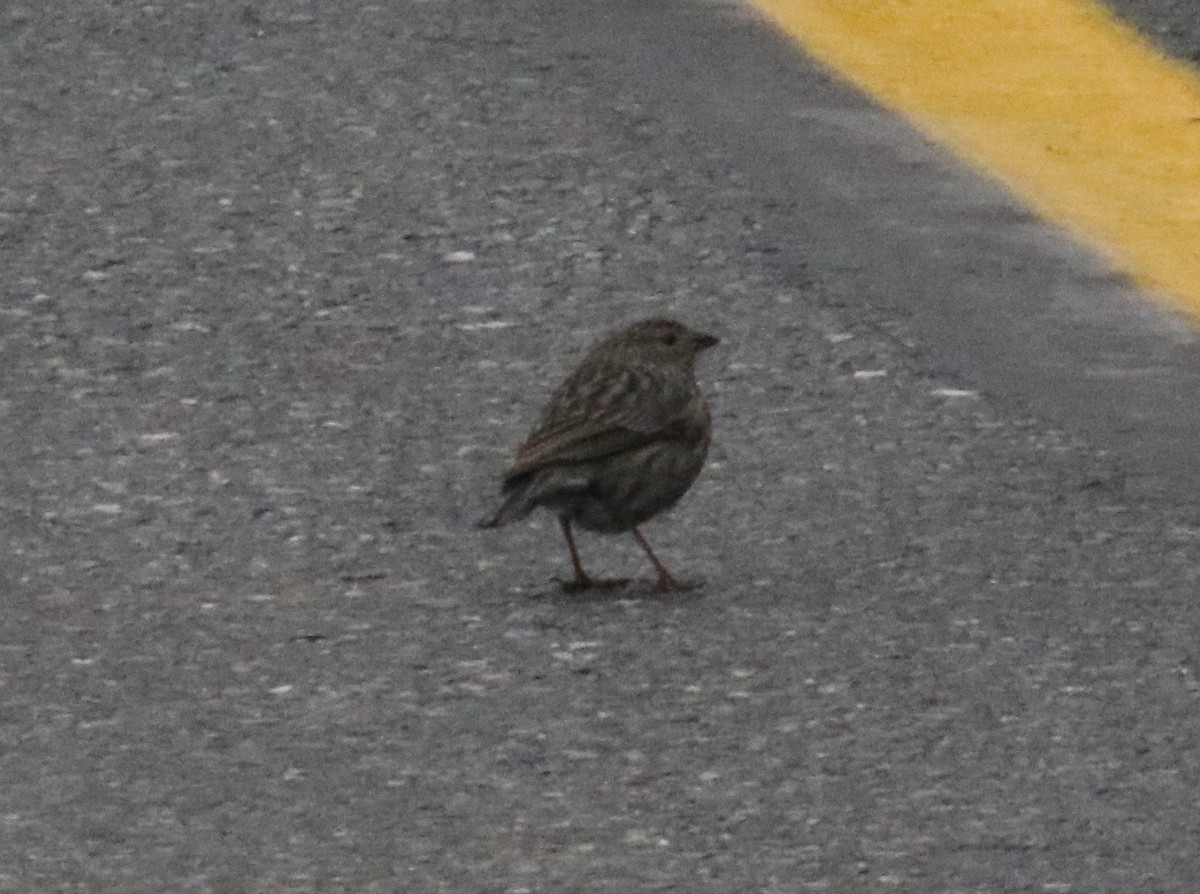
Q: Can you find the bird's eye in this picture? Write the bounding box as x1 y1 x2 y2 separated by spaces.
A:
661 332 678 345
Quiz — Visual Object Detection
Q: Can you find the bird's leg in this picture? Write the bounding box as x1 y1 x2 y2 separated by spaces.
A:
558 516 594 591
557 517 630 592
632 527 688 592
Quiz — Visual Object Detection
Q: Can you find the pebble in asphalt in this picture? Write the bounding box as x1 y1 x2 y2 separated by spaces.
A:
2 1 1200 892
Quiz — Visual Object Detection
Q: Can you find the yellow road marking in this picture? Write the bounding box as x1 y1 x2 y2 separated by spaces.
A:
744 0 1200 319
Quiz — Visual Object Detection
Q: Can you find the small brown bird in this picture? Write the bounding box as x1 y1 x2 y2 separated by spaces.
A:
480 318 718 592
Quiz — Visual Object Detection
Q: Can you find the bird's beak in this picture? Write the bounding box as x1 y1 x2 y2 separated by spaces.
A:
695 332 719 350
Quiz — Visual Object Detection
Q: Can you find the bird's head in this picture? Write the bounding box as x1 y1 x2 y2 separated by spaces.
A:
604 318 719 367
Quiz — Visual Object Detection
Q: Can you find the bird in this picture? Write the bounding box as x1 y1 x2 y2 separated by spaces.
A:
479 318 718 592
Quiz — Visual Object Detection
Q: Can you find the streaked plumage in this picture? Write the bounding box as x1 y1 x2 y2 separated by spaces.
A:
480 318 718 591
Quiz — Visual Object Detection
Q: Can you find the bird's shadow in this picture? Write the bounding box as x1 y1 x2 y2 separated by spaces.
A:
531 577 706 602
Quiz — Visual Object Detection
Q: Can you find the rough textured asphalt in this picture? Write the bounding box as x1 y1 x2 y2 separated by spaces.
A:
1108 0 1200 61
4 1 1200 892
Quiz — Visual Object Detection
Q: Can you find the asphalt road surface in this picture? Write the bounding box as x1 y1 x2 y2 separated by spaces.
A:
4 1 1200 892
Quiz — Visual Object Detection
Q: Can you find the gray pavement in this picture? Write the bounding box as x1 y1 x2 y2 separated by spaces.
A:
4 1 1200 892
1107 0 1200 61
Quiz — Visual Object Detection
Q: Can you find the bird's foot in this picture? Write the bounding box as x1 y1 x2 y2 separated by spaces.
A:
652 574 704 594
556 576 631 594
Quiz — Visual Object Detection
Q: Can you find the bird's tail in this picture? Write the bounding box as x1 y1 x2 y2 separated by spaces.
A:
477 488 535 529
479 466 588 528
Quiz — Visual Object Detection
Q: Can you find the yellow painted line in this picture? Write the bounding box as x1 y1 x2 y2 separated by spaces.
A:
744 0 1200 320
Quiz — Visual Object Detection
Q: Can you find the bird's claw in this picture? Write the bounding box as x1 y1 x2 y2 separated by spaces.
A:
556 576 631 593
652 575 704 594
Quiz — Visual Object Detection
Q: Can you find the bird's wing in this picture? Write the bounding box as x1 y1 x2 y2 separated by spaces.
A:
505 366 691 482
